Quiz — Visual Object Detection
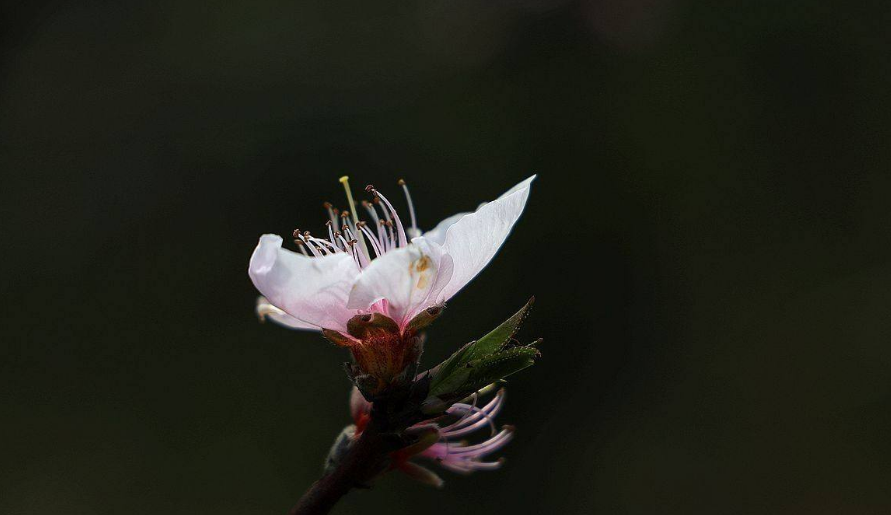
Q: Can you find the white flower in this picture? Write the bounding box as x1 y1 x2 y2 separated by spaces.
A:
249 175 535 335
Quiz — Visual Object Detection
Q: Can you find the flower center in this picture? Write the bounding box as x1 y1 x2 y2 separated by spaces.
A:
291 176 420 269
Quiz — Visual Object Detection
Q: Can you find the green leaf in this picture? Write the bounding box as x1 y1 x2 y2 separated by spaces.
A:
424 299 540 410
427 297 534 392
453 345 540 396
465 297 534 361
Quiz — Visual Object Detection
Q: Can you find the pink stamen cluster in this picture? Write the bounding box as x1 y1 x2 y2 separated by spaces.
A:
292 180 419 270
351 388 513 483
418 389 513 473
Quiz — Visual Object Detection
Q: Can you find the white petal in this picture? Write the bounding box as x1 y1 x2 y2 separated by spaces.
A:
497 175 537 198
346 238 450 327
423 212 469 246
255 296 319 330
434 175 535 303
249 234 359 332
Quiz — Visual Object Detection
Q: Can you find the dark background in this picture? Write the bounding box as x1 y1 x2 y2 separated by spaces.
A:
2 1 890 513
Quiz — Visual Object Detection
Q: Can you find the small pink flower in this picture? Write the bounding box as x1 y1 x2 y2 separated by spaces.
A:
349 387 514 488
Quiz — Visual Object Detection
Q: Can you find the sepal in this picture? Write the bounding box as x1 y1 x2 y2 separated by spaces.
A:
341 313 424 399
347 313 400 340
323 329 354 347
405 304 445 335
423 298 540 413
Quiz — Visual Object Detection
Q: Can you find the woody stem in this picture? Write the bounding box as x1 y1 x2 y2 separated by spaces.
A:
287 392 423 515
287 420 389 515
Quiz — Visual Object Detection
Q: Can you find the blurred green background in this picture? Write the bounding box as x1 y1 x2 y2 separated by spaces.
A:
2 0 890 513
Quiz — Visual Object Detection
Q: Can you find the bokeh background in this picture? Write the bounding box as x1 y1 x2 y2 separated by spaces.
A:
3 1 890 513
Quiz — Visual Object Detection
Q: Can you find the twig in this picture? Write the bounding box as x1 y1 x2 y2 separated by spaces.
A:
288 395 419 515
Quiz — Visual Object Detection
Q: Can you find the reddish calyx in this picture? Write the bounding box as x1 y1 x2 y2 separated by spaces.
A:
323 306 443 396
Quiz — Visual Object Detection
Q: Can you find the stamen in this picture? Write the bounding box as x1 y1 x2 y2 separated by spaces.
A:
443 404 497 437
367 186 407 248
443 408 498 438
464 459 505 471
362 200 380 226
326 221 341 251
438 460 476 474
373 197 395 251
323 202 338 228
308 237 339 253
345 216 362 251
382 220 395 251
357 222 382 257
442 390 505 436
450 427 513 455
336 233 352 252
374 196 390 222
341 223 356 242
363 200 388 252
292 229 311 256
399 178 420 239
303 240 322 257
300 232 323 257
347 238 370 268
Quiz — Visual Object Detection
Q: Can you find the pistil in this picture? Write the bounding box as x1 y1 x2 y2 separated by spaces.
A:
340 176 370 259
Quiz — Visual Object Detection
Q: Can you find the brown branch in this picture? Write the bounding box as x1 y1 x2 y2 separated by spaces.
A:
287 390 425 515
287 422 389 515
